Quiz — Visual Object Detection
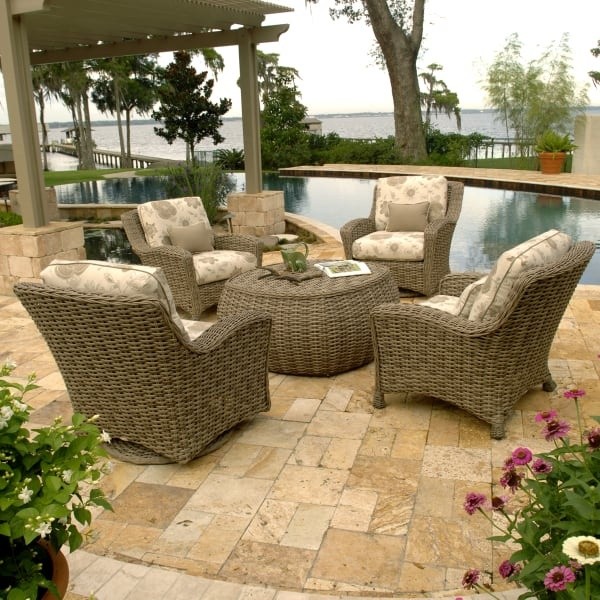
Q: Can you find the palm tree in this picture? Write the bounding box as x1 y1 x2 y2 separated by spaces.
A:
419 63 461 130
92 55 159 168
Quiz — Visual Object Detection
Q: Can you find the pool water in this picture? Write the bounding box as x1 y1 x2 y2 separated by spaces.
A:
60 174 600 283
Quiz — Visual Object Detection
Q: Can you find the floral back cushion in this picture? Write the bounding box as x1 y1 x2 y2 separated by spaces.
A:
41 260 191 342
373 175 448 231
137 197 210 248
468 229 572 321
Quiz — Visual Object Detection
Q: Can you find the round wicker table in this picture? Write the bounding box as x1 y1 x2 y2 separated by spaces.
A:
217 262 400 376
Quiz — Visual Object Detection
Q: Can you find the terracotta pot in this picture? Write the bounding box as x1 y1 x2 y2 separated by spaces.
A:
538 151 566 174
38 540 69 600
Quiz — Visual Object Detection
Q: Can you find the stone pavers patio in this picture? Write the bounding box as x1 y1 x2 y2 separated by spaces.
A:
1 229 599 600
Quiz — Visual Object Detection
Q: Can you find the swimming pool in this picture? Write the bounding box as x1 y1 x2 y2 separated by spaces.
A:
57 174 600 283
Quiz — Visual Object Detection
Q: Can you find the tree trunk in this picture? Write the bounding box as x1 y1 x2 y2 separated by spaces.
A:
80 92 96 170
125 109 133 168
113 77 129 168
39 94 49 171
364 0 427 161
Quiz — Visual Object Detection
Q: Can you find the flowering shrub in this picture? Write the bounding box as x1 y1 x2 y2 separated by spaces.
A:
0 362 113 600
462 388 599 599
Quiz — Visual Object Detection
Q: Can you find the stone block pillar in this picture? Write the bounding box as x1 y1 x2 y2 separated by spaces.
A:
227 190 285 237
0 221 86 295
573 115 600 175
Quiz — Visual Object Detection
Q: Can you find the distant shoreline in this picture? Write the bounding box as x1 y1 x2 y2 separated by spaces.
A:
45 106 600 129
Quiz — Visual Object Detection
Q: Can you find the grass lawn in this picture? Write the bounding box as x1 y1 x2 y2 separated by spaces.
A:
43 168 135 186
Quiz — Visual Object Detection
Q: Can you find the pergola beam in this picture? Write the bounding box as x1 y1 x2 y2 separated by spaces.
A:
30 24 289 64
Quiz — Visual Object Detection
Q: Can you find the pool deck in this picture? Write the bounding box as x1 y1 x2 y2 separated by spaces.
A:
2 221 600 599
279 164 600 200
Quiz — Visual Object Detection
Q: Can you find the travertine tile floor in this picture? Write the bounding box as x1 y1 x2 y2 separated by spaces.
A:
2 227 599 600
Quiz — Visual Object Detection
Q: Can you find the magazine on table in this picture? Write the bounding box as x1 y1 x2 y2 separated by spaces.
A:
314 260 372 278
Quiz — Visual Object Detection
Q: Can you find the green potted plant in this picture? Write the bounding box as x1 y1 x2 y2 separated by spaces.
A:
534 130 577 174
0 362 113 600
461 387 600 599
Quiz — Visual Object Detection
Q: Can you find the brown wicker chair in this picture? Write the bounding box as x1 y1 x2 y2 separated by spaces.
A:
14 281 272 464
122 208 263 319
340 179 464 296
369 241 595 438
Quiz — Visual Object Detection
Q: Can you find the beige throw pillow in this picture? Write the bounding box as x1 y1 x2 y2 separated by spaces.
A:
386 201 430 232
168 222 214 253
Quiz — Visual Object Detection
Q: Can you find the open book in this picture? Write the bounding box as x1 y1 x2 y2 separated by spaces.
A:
314 260 372 278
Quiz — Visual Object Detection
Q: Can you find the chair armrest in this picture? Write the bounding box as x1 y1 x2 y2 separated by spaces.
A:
214 234 264 267
371 301 497 339
340 218 376 259
187 310 272 354
439 272 487 296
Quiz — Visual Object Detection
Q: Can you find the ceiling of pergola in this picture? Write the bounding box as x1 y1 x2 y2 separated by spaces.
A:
14 0 292 62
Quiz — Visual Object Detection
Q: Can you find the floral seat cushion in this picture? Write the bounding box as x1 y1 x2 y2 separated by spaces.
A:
352 231 424 261
192 250 257 284
40 260 195 342
418 276 487 316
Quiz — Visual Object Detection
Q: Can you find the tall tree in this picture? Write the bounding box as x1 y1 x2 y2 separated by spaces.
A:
484 33 588 151
31 65 63 170
152 51 232 162
307 0 427 161
419 63 461 130
256 50 300 105
260 69 310 169
92 55 158 167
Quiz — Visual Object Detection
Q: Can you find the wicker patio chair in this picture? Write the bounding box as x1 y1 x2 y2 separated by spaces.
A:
340 177 463 296
370 240 595 439
122 197 263 319
14 275 272 464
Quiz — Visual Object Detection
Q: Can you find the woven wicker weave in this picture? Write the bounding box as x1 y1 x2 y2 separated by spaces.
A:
121 209 263 319
340 180 464 296
14 282 272 464
218 262 400 376
370 241 595 439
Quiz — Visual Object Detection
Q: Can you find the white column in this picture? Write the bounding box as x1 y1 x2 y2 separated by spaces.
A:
237 30 262 194
0 0 48 227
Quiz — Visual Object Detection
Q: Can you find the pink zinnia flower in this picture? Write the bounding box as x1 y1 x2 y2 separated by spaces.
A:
463 492 486 515
535 409 558 423
543 565 576 592
500 469 523 492
586 427 600 450
498 559 521 578
512 447 533 465
532 458 553 474
541 419 571 441
564 389 585 399
503 456 515 470
462 569 480 589
490 495 509 511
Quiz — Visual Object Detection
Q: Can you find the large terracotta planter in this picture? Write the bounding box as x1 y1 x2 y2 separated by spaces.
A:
39 540 69 600
538 151 566 174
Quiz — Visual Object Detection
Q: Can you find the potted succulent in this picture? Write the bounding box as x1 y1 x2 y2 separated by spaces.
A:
534 130 577 174
0 362 113 600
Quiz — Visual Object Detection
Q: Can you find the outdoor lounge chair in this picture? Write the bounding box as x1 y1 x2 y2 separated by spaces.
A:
122 196 263 318
14 260 272 464
370 232 595 439
340 176 463 296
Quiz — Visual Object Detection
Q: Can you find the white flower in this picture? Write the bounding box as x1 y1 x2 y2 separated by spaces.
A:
18 486 33 503
0 405 13 420
61 469 73 483
35 520 53 538
12 399 28 412
0 416 8 429
100 430 111 443
563 536 600 565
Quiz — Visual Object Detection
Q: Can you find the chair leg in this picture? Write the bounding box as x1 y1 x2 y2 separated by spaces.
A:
373 390 386 409
490 421 505 440
542 377 557 392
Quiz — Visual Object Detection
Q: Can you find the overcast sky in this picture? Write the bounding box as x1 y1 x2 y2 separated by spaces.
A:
1 0 599 122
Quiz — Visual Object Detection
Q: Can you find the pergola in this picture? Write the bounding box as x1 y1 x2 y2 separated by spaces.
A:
0 0 292 227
